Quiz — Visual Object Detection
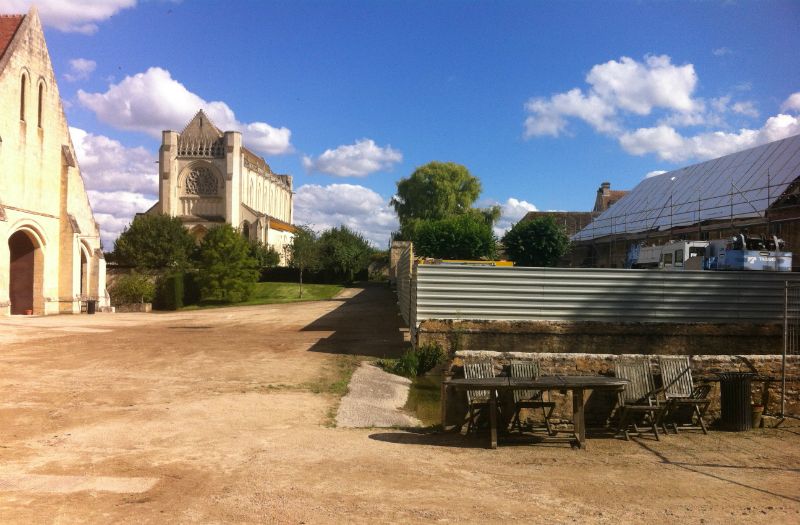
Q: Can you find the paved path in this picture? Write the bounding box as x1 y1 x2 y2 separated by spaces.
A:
336 362 421 428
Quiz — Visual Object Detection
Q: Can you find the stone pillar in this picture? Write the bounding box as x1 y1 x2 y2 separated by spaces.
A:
159 131 178 215
225 131 242 227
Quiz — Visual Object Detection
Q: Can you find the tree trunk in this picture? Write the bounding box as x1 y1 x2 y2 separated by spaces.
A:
299 264 304 298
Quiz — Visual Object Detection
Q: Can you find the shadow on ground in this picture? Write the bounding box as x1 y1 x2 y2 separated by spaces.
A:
302 283 408 358
368 427 622 449
633 438 800 503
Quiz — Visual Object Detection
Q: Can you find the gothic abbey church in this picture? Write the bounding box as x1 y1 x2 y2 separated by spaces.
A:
144 111 295 263
0 8 107 315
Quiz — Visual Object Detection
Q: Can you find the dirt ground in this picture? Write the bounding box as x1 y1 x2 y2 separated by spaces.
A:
1 285 799 524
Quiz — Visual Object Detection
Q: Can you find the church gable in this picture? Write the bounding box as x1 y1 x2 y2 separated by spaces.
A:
178 110 225 157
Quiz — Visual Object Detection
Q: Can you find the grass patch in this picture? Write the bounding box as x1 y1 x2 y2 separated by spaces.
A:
304 354 362 396
302 355 363 427
404 372 443 427
181 281 343 310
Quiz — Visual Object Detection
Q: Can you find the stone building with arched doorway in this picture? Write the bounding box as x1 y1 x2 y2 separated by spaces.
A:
0 8 107 315
143 110 295 263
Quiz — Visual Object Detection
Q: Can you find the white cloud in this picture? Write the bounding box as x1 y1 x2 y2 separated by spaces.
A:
302 139 402 177
490 197 538 237
524 54 797 163
645 170 667 178
619 113 800 162
70 127 158 248
587 55 699 115
524 55 700 138
712 47 732 57
782 92 800 113
293 184 398 248
87 191 157 249
63 58 97 82
525 89 617 137
731 101 759 118
0 0 136 34
78 67 292 155
70 127 157 194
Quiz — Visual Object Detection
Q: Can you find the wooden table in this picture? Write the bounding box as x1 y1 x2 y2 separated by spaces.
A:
445 376 629 449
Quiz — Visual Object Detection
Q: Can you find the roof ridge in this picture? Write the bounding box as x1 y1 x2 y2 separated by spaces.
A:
179 109 223 137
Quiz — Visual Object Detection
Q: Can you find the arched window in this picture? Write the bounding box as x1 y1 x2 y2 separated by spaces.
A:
37 81 44 127
242 221 250 239
20 73 27 121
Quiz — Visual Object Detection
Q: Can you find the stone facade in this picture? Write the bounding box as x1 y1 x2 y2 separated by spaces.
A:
0 8 107 316
147 110 295 264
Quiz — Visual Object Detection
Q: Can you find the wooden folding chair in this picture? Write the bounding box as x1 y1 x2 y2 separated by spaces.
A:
614 358 666 441
464 358 495 434
658 356 711 434
509 360 556 435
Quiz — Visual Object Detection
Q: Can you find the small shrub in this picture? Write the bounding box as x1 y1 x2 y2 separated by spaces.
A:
416 342 447 375
154 272 184 310
109 273 154 306
394 350 420 377
378 342 446 378
183 271 201 306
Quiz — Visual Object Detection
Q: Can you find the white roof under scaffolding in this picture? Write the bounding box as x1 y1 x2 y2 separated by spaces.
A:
573 134 800 241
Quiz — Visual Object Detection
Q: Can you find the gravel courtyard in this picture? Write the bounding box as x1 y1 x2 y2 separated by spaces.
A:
0 285 799 524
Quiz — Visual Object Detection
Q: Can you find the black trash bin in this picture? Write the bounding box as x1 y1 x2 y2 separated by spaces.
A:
87 300 97 315
717 372 754 431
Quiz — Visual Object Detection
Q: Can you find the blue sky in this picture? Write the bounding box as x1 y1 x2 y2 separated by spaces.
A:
6 0 800 248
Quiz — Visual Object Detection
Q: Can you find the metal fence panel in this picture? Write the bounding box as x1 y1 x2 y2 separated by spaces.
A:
415 265 800 323
396 244 414 325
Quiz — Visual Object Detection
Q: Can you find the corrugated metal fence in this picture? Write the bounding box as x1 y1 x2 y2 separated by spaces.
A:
415 264 800 324
396 243 414 325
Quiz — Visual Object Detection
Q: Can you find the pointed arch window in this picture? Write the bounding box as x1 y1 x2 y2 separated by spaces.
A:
20 73 27 122
37 82 44 127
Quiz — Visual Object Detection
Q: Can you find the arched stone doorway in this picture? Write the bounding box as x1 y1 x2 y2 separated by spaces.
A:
80 245 88 297
8 230 42 315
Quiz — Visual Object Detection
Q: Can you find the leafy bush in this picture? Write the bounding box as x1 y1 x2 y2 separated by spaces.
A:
416 342 447 375
413 214 496 260
318 226 374 283
378 342 447 378
183 271 202 306
109 273 155 305
249 240 281 277
113 214 195 270
154 272 184 311
502 215 570 267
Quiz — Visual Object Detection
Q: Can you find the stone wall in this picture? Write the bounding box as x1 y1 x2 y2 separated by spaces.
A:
441 351 799 429
0 9 105 315
419 319 783 356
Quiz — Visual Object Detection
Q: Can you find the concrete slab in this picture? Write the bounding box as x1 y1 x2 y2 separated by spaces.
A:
336 362 421 428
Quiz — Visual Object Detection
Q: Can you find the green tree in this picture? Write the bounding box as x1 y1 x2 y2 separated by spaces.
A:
288 225 320 297
391 162 482 230
318 226 373 283
249 240 281 273
502 216 570 267
414 214 497 260
108 272 155 306
196 224 259 302
113 214 195 270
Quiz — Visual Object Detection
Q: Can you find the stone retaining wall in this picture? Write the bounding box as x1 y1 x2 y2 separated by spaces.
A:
441 351 799 429
419 319 783 355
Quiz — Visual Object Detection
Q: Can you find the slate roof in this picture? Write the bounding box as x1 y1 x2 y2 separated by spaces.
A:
573 134 800 241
